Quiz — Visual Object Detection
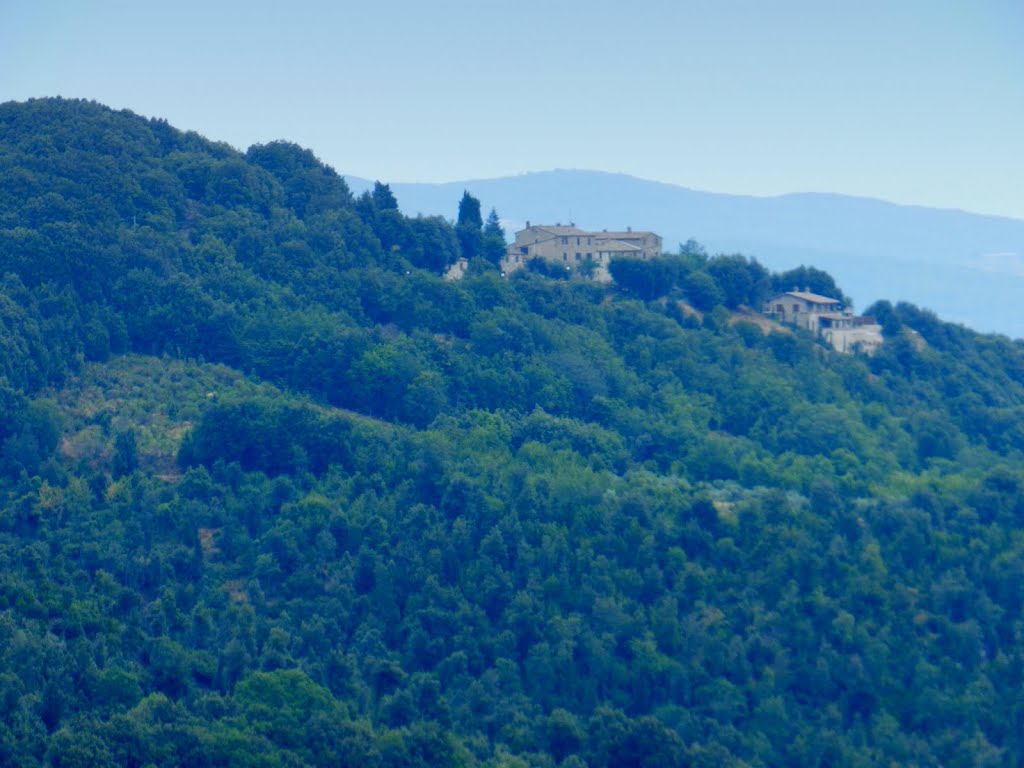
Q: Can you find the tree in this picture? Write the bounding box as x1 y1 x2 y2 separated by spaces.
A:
0 380 26 443
546 708 585 762
245 140 353 217
706 253 770 308
1 398 62 477
408 216 460 273
773 265 848 303
372 181 399 211
865 300 902 336
456 191 482 230
481 208 506 266
46 728 118 768
456 191 483 260
682 270 724 311
112 428 138 477
679 238 707 258
233 669 340 751
608 257 674 300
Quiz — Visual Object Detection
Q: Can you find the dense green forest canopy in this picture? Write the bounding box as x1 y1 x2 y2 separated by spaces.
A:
2 97 1024 766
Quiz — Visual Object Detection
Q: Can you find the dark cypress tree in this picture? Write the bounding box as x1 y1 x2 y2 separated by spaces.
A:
455 191 483 260
372 181 399 211
456 191 482 229
481 208 506 266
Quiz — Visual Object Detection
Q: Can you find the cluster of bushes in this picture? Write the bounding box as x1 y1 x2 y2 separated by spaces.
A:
609 244 846 312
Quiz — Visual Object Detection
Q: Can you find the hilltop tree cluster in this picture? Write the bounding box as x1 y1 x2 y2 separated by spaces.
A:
1 98 1024 767
608 244 847 312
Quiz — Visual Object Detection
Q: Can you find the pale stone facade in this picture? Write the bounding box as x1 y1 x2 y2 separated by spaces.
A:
444 257 469 281
764 291 843 332
501 223 663 282
820 317 885 355
763 290 883 355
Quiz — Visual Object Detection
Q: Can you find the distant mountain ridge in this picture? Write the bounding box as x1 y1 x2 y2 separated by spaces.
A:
348 170 1024 337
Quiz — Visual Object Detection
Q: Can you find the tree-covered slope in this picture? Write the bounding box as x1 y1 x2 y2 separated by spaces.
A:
2 97 1024 766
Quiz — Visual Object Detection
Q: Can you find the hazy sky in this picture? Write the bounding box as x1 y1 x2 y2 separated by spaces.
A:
3 0 1022 220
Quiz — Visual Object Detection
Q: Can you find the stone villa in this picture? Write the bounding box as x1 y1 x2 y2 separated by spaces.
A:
763 290 883 354
501 223 663 282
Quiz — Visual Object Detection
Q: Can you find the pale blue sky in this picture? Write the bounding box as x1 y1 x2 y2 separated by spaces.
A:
3 0 1022 219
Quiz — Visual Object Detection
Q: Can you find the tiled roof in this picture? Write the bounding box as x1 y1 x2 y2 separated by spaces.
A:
596 240 641 251
595 231 657 240
533 226 588 236
780 291 842 305
519 225 659 239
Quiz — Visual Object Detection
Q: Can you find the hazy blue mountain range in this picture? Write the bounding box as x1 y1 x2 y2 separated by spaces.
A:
348 170 1024 337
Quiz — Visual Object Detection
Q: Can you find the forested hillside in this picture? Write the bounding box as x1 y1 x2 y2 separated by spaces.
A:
2 97 1024 767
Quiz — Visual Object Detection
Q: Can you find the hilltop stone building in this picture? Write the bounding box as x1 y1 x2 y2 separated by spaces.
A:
764 290 884 355
765 290 842 331
501 223 663 282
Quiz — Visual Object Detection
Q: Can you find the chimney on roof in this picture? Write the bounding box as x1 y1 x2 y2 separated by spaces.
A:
627 226 632 232
804 286 810 293
526 220 530 228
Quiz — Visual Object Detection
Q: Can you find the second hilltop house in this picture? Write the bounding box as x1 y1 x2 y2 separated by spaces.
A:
765 290 843 331
501 223 663 282
764 289 884 354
